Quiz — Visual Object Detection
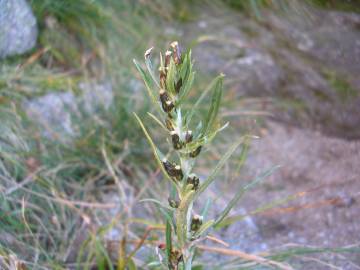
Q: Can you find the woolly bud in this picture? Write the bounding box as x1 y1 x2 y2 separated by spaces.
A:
189 146 202 158
170 41 181 65
185 130 193 143
190 214 203 232
162 158 183 181
168 198 179 208
165 50 172 68
170 131 183 150
159 89 174 113
144 47 153 59
186 174 199 190
174 165 183 181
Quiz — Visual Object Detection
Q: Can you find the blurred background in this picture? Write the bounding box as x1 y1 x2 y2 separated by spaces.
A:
0 0 360 269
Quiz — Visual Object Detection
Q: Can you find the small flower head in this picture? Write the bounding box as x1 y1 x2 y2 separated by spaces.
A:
187 174 200 190
162 158 183 181
190 214 203 232
170 41 181 65
159 89 174 113
170 131 183 150
189 146 202 158
165 50 172 68
168 197 180 208
185 130 193 143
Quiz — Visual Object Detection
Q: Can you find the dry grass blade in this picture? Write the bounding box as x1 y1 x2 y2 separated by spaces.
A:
197 245 294 270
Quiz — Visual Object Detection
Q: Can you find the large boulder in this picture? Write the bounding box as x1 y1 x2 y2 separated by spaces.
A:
0 0 38 58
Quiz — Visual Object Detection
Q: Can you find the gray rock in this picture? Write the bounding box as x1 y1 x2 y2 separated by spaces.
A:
180 4 360 139
24 81 113 141
0 0 38 58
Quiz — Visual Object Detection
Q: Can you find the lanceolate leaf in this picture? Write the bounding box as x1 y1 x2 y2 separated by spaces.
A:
159 207 176 231
133 113 178 190
166 58 177 95
193 219 215 238
185 74 225 127
147 112 167 131
201 198 212 220
215 187 303 228
177 71 194 105
133 59 162 115
214 165 280 229
181 122 229 153
139 198 173 211
177 51 194 104
201 74 224 136
165 221 172 261
195 136 246 199
145 54 160 88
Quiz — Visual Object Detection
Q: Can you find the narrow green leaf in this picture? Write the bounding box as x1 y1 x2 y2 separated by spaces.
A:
201 74 224 136
165 221 172 261
133 113 178 190
166 58 177 95
193 219 215 238
145 55 160 88
214 166 280 228
177 51 194 104
250 0 262 19
147 112 167 131
127 258 137 270
218 186 305 227
201 198 212 220
185 74 224 127
180 50 191 80
133 59 162 115
234 136 251 175
196 136 245 198
177 71 195 105
139 198 173 211
147 261 162 267
95 240 114 270
182 122 229 153
159 207 175 230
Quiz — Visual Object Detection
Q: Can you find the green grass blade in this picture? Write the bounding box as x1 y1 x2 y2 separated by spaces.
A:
214 165 280 229
95 239 114 270
127 258 137 270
